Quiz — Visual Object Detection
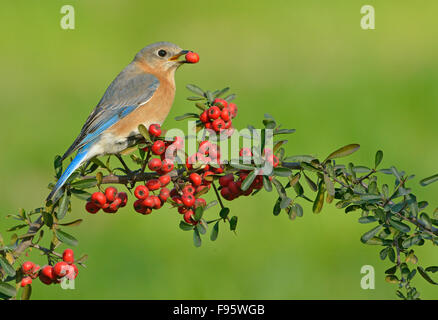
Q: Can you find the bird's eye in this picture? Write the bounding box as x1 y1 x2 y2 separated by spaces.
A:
158 49 167 57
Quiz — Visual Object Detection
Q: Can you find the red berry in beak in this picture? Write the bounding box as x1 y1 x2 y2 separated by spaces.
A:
185 51 199 64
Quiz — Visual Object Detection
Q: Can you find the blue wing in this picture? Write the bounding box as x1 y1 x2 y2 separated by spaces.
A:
62 63 160 160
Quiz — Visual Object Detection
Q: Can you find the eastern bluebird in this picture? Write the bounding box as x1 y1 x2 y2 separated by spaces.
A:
47 42 192 200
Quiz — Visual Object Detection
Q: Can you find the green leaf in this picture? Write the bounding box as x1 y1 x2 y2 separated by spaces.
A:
179 221 194 231
219 208 230 219
417 266 438 285
213 87 230 98
420 174 438 187
70 178 97 189
6 224 28 232
70 189 92 201
273 167 292 177
263 176 272 192
0 256 16 277
186 96 205 101
210 221 219 241
193 206 204 222
54 155 63 178
56 230 78 246
241 170 257 191
303 173 317 192
280 197 292 209
402 235 422 248
293 203 304 217
360 224 383 243
425 266 438 273
230 162 255 171
283 155 315 162
323 174 335 197
193 228 202 247
21 283 32 300
272 178 287 199
229 216 238 231
324 144 360 162
312 181 325 214
375 150 383 168
0 282 16 298
420 212 432 229
57 191 70 220
58 219 83 227
137 124 150 141
186 84 205 96
358 216 378 224
174 113 200 121
273 198 281 216
389 219 411 233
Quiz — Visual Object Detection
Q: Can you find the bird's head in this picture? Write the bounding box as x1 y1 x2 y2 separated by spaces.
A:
135 41 190 74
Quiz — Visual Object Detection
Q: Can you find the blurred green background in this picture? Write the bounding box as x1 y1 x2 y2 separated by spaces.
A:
1 0 437 299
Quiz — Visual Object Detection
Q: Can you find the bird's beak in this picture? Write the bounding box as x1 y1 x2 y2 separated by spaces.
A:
169 50 189 62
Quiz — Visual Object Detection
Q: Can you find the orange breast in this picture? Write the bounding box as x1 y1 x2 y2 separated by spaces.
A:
108 64 176 138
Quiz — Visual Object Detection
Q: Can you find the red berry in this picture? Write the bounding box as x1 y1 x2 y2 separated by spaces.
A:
21 277 32 287
212 118 226 131
151 195 162 209
161 159 174 173
109 198 122 211
182 194 195 207
205 122 212 130
142 196 155 208
185 51 199 64
182 185 195 195
224 120 232 129
116 192 128 207
189 173 202 186
71 264 79 279
104 187 118 202
159 174 171 187
22 261 35 274
102 206 117 213
152 140 166 155
219 174 234 187
200 111 208 123
53 261 69 277
207 106 221 120
31 265 40 278
134 185 149 199
178 206 189 214
228 103 237 118
221 108 230 121
148 124 162 137
134 199 148 214
159 188 170 202
148 158 162 171
183 210 197 225
228 181 241 196
213 98 228 108
41 265 55 280
146 179 161 191
172 136 184 149
220 187 234 201
91 192 106 207
62 249 74 264
85 201 100 214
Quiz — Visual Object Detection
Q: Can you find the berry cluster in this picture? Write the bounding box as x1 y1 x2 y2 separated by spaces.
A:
20 249 78 287
219 147 277 201
86 187 128 214
133 124 183 214
199 98 237 134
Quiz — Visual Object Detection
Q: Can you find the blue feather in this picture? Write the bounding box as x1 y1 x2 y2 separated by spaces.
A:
47 146 90 200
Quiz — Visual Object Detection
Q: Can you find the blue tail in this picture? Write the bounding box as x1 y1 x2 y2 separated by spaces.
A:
47 147 90 201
